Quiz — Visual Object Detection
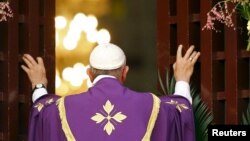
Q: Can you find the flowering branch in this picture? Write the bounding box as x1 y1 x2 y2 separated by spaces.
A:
0 1 13 22
203 0 250 51
202 0 239 31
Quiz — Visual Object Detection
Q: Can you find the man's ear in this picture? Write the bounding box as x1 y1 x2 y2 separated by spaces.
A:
87 68 94 82
121 66 129 83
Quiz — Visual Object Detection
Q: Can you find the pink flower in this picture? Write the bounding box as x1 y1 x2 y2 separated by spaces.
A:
202 0 236 31
0 1 13 22
203 0 250 51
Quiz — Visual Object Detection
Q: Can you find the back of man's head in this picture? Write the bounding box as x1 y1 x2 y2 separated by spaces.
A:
89 43 126 70
89 43 127 78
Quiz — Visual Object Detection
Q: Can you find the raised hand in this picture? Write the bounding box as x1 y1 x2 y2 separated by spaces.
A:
21 54 48 89
173 45 200 83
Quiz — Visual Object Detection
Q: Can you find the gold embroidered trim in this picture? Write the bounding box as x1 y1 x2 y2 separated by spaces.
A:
45 98 54 104
141 94 160 141
34 103 44 112
165 99 189 112
57 97 76 141
34 98 55 112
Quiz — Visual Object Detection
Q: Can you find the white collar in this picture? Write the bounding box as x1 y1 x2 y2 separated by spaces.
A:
92 75 116 85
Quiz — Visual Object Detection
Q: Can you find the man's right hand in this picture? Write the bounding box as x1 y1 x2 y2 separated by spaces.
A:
173 45 200 83
21 54 48 89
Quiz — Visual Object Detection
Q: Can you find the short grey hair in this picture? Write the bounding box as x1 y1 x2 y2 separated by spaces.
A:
90 65 125 79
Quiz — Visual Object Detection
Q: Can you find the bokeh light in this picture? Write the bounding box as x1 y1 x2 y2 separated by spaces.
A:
55 16 67 29
55 12 111 96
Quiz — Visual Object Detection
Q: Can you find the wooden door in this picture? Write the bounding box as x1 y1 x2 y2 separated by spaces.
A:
0 0 55 140
157 0 250 124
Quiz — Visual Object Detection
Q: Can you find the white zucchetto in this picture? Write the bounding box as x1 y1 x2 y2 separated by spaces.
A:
89 43 126 70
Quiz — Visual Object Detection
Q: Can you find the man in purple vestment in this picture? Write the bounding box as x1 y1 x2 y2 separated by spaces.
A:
21 43 200 141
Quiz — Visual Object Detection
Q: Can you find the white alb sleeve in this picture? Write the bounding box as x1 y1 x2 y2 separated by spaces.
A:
32 88 48 103
174 81 192 104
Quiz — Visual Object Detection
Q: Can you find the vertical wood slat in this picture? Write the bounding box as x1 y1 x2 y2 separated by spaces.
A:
225 13 238 124
0 132 3 140
28 0 39 56
4 0 19 140
44 0 55 93
156 0 171 84
200 0 213 114
177 0 189 48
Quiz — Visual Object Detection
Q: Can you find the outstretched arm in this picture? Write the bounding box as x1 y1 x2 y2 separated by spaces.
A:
21 54 48 102
173 45 200 104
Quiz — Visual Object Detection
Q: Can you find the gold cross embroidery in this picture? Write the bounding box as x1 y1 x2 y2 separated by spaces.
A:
34 103 44 112
91 100 127 135
165 99 189 112
45 98 54 104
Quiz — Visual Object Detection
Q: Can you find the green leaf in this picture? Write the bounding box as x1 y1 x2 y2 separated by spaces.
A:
247 40 250 51
169 75 176 94
242 104 250 125
157 69 167 95
237 3 250 20
165 68 170 94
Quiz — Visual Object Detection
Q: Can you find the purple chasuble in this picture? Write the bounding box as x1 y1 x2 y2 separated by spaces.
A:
28 78 195 141
28 78 160 141
151 95 196 141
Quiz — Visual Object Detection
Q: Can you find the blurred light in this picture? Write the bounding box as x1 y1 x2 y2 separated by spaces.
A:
74 62 85 69
74 13 86 21
69 63 88 87
56 12 112 96
82 15 98 32
97 28 111 44
68 22 82 40
86 29 98 43
74 63 89 79
73 13 86 29
70 79 83 87
69 21 83 36
62 63 89 87
62 67 73 81
56 31 59 47
56 75 61 88
70 74 83 87
63 22 82 50
55 16 67 29
56 69 59 75
57 82 69 96
63 36 78 50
